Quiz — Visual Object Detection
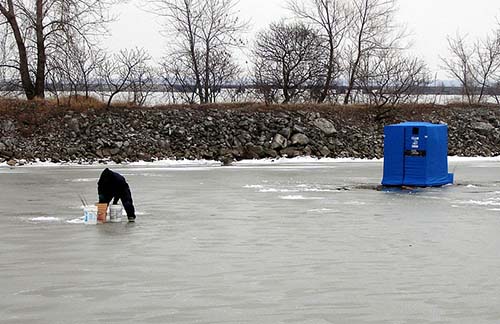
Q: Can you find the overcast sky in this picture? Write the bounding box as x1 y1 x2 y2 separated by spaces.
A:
107 0 500 79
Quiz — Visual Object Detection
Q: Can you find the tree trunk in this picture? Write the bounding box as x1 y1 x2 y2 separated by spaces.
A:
282 65 290 104
344 0 368 105
203 42 210 104
318 41 335 103
184 4 203 104
344 53 361 105
0 2 36 99
107 92 117 108
34 0 46 98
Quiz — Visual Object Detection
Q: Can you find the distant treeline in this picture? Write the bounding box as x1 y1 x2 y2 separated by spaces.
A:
1 0 500 107
2 82 498 96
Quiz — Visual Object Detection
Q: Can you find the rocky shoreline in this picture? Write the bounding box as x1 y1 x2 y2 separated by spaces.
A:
1 104 499 166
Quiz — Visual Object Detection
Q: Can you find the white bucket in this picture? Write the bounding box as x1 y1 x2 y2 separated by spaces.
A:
109 204 122 223
84 206 98 225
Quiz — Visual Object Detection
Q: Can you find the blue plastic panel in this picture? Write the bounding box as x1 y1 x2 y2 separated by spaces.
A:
381 122 453 187
381 125 405 185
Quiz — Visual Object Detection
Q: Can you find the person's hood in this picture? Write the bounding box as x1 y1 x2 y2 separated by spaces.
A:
99 168 114 183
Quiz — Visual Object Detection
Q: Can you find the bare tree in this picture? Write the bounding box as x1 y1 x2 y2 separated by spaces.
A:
0 23 18 94
441 34 475 104
356 48 429 107
442 31 500 104
206 49 242 103
343 0 405 105
45 32 107 105
0 0 116 100
253 21 325 104
128 61 155 106
253 58 280 104
151 0 246 104
70 43 106 100
288 0 351 103
98 48 152 108
160 54 199 104
471 32 500 103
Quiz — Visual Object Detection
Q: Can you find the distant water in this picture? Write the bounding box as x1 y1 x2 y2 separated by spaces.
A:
1 159 500 323
2 90 494 106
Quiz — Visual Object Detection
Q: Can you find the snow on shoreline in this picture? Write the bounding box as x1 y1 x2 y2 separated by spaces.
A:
0 158 222 169
1 155 500 169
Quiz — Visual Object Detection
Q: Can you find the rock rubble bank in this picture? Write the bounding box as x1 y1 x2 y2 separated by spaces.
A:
1 105 499 165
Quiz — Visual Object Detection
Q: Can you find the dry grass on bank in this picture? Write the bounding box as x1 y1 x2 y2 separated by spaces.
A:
51 95 107 111
1 97 498 138
0 96 105 115
0 96 109 136
0 97 498 118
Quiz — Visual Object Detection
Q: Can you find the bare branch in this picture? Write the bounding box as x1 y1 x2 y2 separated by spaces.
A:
253 21 325 104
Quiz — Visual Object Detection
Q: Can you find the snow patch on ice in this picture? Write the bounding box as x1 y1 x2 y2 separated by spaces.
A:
343 201 367 206
245 183 336 193
455 199 500 206
303 187 336 192
280 195 307 200
259 188 279 192
67 205 86 210
448 156 500 162
234 156 381 166
67 178 98 182
261 188 298 193
243 184 264 189
30 217 60 222
67 217 85 224
308 208 335 213
280 195 324 200
128 159 222 167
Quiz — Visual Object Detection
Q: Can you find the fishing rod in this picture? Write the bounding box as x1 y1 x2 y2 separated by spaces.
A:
78 194 88 207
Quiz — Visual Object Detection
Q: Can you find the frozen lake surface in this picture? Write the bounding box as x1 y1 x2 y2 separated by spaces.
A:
1 159 500 323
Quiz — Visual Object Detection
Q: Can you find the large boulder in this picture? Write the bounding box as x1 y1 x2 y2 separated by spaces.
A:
471 121 495 135
290 133 310 146
271 133 288 150
263 148 278 158
319 146 331 157
66 147 80 156
68 118 80 133
292 124 306 134
0 120 15 133
0 149 13 159
243 144 265 159
313 118 337 135
281 147 302 157
279 127 292 139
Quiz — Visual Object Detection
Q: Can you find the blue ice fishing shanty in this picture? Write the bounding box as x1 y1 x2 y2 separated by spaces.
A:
382 122 454 187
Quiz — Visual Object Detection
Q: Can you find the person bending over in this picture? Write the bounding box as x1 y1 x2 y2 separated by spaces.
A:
98 168 136 222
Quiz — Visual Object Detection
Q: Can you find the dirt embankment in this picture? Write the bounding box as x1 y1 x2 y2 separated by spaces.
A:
1 101 499 165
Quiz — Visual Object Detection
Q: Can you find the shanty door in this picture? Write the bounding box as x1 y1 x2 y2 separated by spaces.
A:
403 126 428 185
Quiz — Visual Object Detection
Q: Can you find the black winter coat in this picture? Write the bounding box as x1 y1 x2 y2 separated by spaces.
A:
97 168 136 219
